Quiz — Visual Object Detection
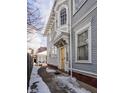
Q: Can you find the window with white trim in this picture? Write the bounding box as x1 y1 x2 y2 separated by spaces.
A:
60 8 67 25
73 0 86 14
51 46 57 57
75 23 91 63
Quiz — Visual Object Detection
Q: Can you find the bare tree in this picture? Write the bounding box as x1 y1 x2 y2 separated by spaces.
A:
27 0 44 31
27 0 44 43
27 25 37 42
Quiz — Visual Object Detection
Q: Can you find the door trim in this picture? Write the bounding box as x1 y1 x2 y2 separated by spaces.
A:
60 46 65 70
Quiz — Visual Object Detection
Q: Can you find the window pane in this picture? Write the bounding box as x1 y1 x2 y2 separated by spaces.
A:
77 45 88 60
60 8 67 25
77 30 88 60
78 31 88 45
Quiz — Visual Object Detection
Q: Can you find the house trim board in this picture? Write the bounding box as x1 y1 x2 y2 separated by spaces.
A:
71 68 97 78
72 70 97 88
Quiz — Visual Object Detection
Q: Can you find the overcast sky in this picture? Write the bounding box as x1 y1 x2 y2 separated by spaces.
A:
27 0 54 50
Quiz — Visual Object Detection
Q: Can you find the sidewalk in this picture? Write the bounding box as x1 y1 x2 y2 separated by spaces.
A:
28 65 96 93
38 66 68 93
28 66 51 93
38 66 96 93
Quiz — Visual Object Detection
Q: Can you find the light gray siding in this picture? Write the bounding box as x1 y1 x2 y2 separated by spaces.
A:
46 0 97 75
72 0 97 24
47 34 58 66
71 3 97 74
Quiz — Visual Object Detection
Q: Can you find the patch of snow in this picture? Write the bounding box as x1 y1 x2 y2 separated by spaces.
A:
56 76 91 93
46 68 56 73
28 66 51 93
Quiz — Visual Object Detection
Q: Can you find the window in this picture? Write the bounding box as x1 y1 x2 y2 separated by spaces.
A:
77 30 88 60
60 8 67 25
75 22 91 63
51 46 57 57
73 0 86 13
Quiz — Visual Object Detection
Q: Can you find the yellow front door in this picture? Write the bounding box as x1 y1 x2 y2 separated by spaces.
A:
60 47 65 70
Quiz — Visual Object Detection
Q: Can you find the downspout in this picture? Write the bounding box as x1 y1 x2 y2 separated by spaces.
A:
69 0 72 78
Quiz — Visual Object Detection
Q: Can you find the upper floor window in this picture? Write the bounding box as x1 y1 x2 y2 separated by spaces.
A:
60 8 67 25
73 0 86 14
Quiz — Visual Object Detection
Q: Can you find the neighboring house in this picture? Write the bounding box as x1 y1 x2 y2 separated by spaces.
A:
36 47 47 64
37 47 47 53
44 0 71 72
37 50 47 63
44 0 97 88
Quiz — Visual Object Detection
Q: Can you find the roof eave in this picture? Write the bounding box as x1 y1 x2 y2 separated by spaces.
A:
43 0 56 35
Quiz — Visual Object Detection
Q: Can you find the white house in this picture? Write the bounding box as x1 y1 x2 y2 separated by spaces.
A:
37 50 47 63
44 0 71 72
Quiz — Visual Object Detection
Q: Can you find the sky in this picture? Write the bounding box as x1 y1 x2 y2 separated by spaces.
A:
27 0 54 50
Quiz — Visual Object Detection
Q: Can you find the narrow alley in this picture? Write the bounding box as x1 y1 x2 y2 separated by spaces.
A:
27 0 97 93
28 65 96 93
38 66 68 93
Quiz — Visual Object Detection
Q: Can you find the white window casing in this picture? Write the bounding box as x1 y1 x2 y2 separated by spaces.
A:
75 22 92 63
60 8 67 25
57 4 68 28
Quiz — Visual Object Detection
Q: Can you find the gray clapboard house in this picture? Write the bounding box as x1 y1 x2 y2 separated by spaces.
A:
70 0 97 88
44 0 97 88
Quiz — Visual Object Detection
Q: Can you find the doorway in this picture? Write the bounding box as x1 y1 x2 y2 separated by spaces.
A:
60 47 65 70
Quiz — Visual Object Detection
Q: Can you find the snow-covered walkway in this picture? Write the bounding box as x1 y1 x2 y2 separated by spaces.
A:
38 67 92 93
28 66 51 93
56 76 91 93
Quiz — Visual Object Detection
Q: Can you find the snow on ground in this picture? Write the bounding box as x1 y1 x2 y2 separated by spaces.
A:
28 66 51 93
56 76 91 93
46 68 56 73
